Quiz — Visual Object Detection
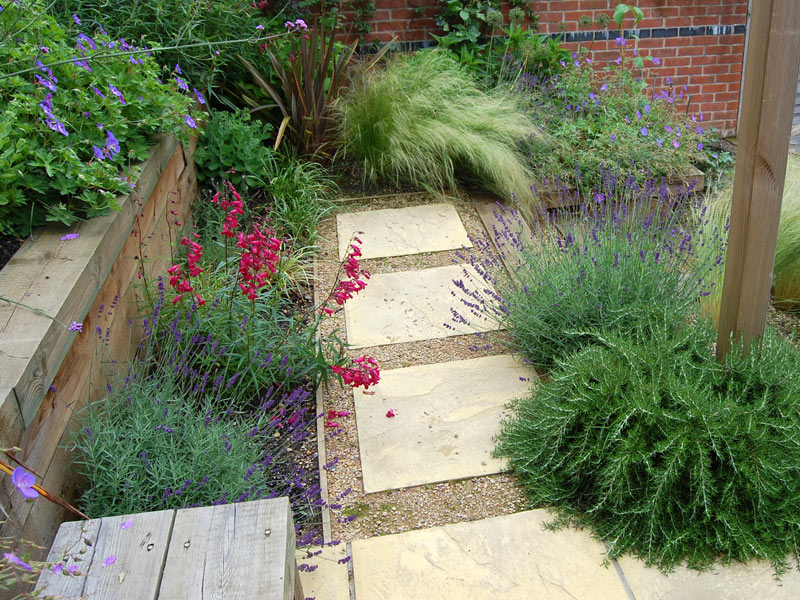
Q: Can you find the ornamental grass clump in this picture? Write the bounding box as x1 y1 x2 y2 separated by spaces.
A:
495 320 800 573
334 49 539 206
471 172 726 369
699 152 800 318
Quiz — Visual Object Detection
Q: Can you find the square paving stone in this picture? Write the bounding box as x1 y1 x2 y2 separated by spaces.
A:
344 264 500 348
336 203 472 260
617 554 800 600
351 509 630 600
298 545 351 600
354 354 534 494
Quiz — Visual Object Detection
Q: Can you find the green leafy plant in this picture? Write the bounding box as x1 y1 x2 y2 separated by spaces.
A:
334 49 539 206
495 320 800 573
434 0 500 49
0 1 196 237
194 109 276 186
193 109 335 246
517 40 709 193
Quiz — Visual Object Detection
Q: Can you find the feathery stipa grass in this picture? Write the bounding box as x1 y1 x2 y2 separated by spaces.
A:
334 49 541 208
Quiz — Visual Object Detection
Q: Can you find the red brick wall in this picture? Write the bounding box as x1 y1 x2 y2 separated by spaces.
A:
338 0 748 136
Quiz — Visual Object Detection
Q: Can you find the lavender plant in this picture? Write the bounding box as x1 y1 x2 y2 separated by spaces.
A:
72 280 324 524
0 1 198 236
465 172 727 369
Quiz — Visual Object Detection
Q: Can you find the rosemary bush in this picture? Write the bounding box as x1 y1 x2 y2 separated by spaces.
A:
496 320 800 572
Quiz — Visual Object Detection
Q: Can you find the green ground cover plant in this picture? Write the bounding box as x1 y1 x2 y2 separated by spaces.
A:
517 43 710 194
334 49 539 206
0 1 196 236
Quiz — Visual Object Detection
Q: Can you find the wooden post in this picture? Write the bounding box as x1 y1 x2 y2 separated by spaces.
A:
716 0 800 359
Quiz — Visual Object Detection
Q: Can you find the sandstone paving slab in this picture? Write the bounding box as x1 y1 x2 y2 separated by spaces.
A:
617 554 800 600
354 354 534 493
336 203 472 260
351 509 629 600
344 264 500 348
298 545 350 600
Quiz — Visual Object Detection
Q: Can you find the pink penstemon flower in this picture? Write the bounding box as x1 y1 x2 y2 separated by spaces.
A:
332 356 380 390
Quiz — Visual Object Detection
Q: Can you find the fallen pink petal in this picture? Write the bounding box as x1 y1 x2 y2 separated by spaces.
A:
386 409 396 418
103 555 116 566
121 519 133 530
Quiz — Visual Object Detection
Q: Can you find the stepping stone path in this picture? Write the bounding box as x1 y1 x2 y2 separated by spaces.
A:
343 264 500 348
313 197 799 600
354 354 531 494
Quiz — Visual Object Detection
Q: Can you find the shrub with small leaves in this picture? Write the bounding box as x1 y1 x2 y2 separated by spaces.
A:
495 321 800 573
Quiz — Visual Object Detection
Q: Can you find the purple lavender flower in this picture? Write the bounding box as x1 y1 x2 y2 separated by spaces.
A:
72 14 81 26
68 320 83 331
92 86 106 99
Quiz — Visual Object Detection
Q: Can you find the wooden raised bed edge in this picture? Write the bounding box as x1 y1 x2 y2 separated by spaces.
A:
0 133 198 552
537 165 706 209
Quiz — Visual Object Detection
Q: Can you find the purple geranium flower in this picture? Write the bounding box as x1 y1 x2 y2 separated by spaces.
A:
193 88 206 105
185 114 197 129
640 127 648 136
615 36 626 46
108 84 126 105
72 14 81 26
105 130 120 157
175 77 189 91
4 553 31 571
11 468 38 499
